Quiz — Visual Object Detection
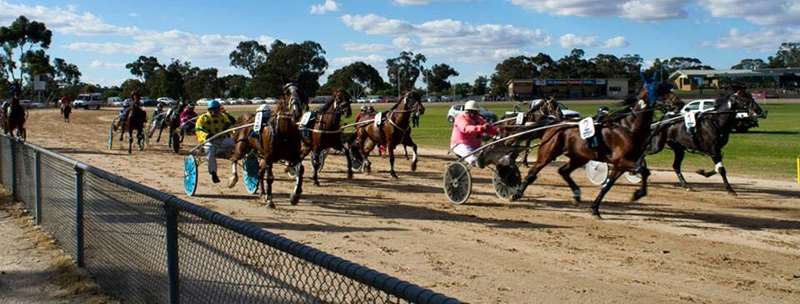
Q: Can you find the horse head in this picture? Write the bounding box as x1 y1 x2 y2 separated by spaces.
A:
400 91 424 114
725 85 766 119
282 82 307 121
333 89 353 118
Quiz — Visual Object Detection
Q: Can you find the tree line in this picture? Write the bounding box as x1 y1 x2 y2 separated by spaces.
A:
3 14 800 102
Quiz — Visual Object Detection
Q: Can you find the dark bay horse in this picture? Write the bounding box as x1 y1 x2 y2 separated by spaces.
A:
117 102 147 154
512 81 675 218
228 83 307 208
299 89 354 186
60 97 72 123
647 86 765 195
354 91 425 178
497 97 565 166
1 97 27 140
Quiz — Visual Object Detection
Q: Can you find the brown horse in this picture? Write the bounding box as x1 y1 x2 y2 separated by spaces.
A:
299 89 354 186
227 83 307 208
1 97 26 140
60 97 72 123
497 97 565 166
512 81 675 218
354 91 425 178
115 102 147 154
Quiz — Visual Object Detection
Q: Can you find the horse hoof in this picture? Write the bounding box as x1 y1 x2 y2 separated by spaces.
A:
347 173 354 179
572 197 581 205
727 190 738 197
411 163 417 172
591 213 603 220
290 195 300 205
390 172 399 179
227 176 238 188
313 180 321 187
632 190 647 202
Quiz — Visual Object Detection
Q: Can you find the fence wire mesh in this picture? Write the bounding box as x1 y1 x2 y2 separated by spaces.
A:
15 143 36 211
0 136 459 304
177 211 402 304
82 171 169 304
1 136 11 188
38 152 78 258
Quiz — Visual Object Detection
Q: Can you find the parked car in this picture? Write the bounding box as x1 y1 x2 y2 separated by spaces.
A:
73 93 103 109
251 97 265 104
196 98 210 106
367 95 382 103
264 97 277 104
107 97 123 106
447 104 498 123
356 97 369 103
681 99 765 132
20 100 45 109
140 97 157 107
157 97 178 106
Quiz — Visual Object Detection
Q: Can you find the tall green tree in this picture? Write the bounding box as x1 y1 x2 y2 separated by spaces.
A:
229 40 268 77
250 40 328 97
472 76 488 96
423 63 459 94
0 16 53 82
731 58 767 70
184 68 222 101
767 42 800 68
321 61 385 97
220 74 250 98
452 82 472 97
53 58 81 86
125 56 163 82
121 79 145 98
489 56 536 95
386 51 426 94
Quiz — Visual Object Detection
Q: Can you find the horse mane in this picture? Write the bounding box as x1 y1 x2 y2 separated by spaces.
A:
317 96 336 113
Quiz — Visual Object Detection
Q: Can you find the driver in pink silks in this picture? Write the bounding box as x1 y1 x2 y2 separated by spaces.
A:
450 100 498 166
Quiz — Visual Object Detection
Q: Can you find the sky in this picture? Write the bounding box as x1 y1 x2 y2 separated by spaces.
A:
1 0 798 88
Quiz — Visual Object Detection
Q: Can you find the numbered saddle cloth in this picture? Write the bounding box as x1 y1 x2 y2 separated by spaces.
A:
579 117 595 140
252 105 272 136
374 111 383 128
683 112 697 130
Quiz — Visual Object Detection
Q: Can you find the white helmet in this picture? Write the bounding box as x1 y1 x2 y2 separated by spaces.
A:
464 100 479 111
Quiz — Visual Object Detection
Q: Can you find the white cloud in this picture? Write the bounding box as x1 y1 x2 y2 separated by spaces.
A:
331 54 386 66
559 33 597 48
341 14 551 63
603 36 629 48
128 12 139 18
699 0 800 27
0 1 140 36
68 31 276 60
509 0 689 21
393 0 434 5
706 28 800 51
343 42 393 52
89 60 124 69
310 0 339 15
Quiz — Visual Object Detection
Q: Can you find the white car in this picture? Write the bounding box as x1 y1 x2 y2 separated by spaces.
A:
157 97 178 106
196 98 210 106
447 104 498 123
73 93 104 109
251 97 265 104
356 98 368 103
107 97 123 106
680 99 716 115
264 98 277 104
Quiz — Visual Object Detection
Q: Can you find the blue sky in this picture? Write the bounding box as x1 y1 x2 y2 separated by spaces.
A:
2 0 797 88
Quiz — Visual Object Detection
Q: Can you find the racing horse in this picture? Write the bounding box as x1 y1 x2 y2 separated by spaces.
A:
60 97 72 123
354 91 425 178
227 83 307 208
298 89 354 186
1 97 27 140
116 102 148 154
647 85 765 195
497 96 565 166
512 80 675 218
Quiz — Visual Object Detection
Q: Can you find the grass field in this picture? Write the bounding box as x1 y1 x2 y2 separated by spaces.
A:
336 101 800 180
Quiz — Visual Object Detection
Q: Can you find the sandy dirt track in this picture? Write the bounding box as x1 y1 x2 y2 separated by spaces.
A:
20 108 800 303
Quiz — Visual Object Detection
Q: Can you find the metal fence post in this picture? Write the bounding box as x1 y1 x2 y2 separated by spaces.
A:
34 151 41 225
75 167 84 267
165 204 180 304
10 140 17 200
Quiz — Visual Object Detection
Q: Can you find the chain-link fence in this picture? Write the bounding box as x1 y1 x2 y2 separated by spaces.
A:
0 136 460 304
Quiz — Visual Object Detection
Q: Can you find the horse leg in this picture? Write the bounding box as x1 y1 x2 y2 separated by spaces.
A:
513 132 563 201
156 124 165 142
591 168 625 219
363 139 375 173
522 138 533 167
709 153 736 196
290 162 304 205
344 145 354 179
264 164 275 208
310 150 321 186
388 144 398 178
558 159 588 204
127 129 133 154
403 144 409 160
632 160 651 202
671 146 690 189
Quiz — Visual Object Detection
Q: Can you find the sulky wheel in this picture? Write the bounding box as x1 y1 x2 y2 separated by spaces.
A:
585 160 609 186
349 149 364 173
492 164 522 201
184 155 199 196
243 153 260 194
443 162 472 205
317 149 328 172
